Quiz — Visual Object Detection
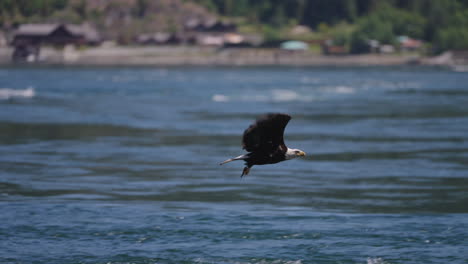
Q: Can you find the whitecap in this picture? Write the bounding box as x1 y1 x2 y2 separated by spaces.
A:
0 87 35 100
361 79 422 90
335 85 355 94
300 76 320 84
217 89 316 103
322 85 355 94
212 94 230 102
193 258 303 264
367 257 388 264
272 89 300 102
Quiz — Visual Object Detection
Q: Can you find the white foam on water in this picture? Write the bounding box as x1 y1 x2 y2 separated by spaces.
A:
335 85 355 94
300 76 321 84
322 85 355 94
193 258 303 264
0 87 35 100
367 257 389 264
361 79 422 90
284 260 303 264
272 89 300 102
212 94 230 102
213 89 316 103
272 89 317 102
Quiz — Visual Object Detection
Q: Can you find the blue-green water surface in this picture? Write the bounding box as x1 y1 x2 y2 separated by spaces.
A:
0 66 467 264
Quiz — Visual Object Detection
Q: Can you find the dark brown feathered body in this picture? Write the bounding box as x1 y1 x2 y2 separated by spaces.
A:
220 113 305 177
242 113 291 167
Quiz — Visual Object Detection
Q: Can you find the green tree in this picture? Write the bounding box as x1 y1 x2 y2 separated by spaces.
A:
350 30 370 53
423 0 461 41
433 9 468 52
0 0 69 24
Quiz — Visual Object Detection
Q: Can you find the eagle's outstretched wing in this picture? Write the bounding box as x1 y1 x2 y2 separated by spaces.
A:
242 113 291 153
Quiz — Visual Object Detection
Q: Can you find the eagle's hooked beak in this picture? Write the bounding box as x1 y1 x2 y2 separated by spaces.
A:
297 151 306 157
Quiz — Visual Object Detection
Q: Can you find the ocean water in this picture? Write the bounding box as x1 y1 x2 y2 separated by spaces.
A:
0 66 467 264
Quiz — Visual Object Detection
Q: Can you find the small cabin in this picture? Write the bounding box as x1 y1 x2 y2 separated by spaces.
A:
13 23 101 47
12 23 101 62
13 24 81 46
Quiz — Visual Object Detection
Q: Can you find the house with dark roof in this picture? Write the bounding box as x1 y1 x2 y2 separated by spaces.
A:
12 23 101 62
13 23 101 47
13 24 80 46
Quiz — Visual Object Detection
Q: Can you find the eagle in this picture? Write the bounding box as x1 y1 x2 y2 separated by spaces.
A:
220 113 306 176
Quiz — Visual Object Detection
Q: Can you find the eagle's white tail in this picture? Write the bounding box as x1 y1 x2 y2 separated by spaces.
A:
219 154 248 165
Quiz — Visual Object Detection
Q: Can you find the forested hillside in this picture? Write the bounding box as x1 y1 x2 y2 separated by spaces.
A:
0 0 214 43
194 0 468 53
1 0 468 53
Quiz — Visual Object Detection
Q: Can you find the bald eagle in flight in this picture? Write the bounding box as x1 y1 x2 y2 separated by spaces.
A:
220 113 306 176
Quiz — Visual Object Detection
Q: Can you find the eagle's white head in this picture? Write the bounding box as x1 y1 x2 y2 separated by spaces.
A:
285 148 306 160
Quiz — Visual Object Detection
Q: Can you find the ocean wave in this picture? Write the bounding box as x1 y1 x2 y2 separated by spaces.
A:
271 89 303 101
0 87 35 100
211 85 360 103
367 257 389 264
212 94 230 102
212 89 316 103
320 85 355 94
192 258 303 264
360 79 422 90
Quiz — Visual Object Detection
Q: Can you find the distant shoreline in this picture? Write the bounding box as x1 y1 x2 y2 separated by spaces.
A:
0 46 460 67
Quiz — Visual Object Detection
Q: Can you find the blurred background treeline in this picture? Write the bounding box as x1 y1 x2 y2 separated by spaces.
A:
1 0 468 54
198 0 468 53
